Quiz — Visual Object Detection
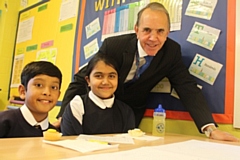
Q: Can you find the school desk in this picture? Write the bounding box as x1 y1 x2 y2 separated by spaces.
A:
0 133 239 160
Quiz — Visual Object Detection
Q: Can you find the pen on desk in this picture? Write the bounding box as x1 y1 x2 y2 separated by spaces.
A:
88 139 111 145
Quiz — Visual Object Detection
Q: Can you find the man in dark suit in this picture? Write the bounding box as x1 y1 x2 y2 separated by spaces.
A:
56 2 238 142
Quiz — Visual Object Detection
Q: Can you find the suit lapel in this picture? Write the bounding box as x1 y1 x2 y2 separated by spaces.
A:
146 48 164 72
118 35 166 85
119 37 137 84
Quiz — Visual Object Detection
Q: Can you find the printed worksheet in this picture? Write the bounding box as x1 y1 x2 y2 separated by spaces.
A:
187 22 220 50
185 0 218 20
189 53 223 85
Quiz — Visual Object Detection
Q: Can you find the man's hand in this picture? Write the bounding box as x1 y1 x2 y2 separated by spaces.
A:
52 117 62 129
210 129 239 142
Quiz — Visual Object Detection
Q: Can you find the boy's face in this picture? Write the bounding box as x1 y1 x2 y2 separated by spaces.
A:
19 74 61 118
85 61 118 99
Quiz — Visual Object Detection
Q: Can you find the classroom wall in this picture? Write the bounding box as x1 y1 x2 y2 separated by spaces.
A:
0 1 21 110
9 0 76 100
0 0 75 122
0 0 239 137
0 0 42 110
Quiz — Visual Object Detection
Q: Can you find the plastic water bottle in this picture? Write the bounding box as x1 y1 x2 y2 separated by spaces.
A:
152 104 166 136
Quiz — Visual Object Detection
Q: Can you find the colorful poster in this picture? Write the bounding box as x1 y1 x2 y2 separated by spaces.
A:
11 54 25 88
189 53 223 85
185 0 218 20
83 38 99 59
187 22 220 51
85 18 101 39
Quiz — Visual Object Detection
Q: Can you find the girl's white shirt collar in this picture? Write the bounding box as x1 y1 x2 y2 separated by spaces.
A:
89 90 114 109
70 91 115 125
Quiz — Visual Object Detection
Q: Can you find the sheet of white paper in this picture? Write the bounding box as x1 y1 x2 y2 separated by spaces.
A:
59 0 78 21
16 17 34 43
61 140 240 160
43 139 118 153
114 133 162 141
77 134 134 144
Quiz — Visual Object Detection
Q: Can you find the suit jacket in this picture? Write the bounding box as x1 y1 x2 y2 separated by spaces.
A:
58 33 216 132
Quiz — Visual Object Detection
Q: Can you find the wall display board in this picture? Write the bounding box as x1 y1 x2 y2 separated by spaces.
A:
9 0 80 102
73 0 235 123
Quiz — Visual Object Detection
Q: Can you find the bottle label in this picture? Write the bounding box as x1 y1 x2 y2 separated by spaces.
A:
156 123 165 133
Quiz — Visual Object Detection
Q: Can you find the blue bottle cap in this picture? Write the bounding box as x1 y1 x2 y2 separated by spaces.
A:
154 104 165 112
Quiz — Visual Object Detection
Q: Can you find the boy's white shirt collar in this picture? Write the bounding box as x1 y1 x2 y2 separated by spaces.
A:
20 104 49 130
137 40 148 58
89 90 114 109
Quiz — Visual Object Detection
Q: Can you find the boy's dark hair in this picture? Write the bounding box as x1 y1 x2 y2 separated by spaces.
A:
21 61 62 89
85 52 119 77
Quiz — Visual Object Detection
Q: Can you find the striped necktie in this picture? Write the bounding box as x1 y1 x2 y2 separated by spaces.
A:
137 55 153 78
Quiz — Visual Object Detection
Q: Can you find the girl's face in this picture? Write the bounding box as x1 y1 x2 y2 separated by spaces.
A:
85 61 118 99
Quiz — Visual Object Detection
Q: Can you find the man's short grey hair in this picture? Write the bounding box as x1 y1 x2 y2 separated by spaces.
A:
135 2 170 30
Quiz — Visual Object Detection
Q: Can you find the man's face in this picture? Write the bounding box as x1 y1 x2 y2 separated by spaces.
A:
135 8 170 56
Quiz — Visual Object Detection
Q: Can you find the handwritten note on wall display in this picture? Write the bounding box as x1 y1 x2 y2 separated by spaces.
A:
36 48 57 64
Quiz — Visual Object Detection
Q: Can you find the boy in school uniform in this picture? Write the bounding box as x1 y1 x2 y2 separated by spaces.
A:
0 61 62 138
